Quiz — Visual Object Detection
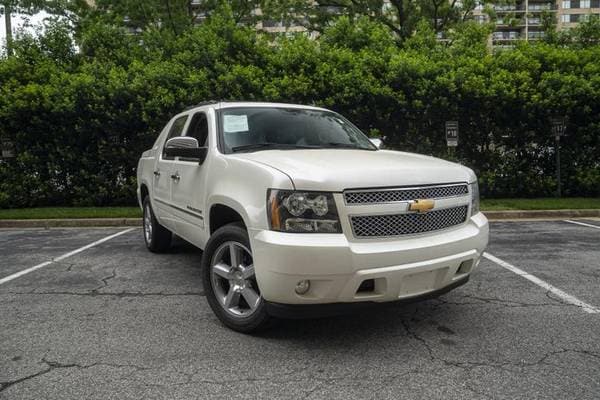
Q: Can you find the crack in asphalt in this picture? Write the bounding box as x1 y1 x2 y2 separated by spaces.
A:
92 268 118 293
0 358 151 394
400 306 600 374
432 293 580 310
142 367 430 395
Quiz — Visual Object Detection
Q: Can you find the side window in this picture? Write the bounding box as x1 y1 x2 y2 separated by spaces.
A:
185 112 209 147
162 115 188 160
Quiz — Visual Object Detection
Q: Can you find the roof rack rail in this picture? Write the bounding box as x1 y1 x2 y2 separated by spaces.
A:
183 100 219 111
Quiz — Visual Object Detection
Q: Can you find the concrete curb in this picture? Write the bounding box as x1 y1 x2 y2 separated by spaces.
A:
1 210 599 228
483 209 600 220
0 218 142 228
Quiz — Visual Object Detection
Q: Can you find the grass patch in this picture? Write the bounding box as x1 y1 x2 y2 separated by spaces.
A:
481 198 600 211
0 198 599 219
0 207 141 220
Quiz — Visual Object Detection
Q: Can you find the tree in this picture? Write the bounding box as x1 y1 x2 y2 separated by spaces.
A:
1 0 87 55
260 0 491 43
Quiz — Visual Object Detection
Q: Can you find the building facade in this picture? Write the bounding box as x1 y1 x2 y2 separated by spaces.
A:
473 0 600 46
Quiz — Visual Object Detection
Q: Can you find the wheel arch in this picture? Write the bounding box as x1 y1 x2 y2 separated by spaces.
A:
138 178 152 208
208 198 249 235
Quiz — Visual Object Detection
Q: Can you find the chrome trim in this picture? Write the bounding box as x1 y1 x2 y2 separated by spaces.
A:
348 204 469 238
154 198 204 220
343 183 469 205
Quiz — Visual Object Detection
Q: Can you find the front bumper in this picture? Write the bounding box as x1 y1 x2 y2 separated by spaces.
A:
250 212 489 308
265 276 469 319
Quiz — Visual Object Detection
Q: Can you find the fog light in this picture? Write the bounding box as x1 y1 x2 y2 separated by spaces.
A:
295 280 310 295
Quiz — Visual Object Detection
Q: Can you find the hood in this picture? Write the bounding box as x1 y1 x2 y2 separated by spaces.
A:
233 149 475 192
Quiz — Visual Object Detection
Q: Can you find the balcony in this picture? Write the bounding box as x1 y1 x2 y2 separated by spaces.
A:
494 3 557 12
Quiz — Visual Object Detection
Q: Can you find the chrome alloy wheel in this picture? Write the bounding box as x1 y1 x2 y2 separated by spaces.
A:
210 241 261 317
143 203 153 243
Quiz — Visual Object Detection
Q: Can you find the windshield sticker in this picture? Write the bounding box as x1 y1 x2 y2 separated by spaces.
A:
224 115 249 133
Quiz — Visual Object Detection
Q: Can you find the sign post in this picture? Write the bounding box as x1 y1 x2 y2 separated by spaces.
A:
551 117 566 197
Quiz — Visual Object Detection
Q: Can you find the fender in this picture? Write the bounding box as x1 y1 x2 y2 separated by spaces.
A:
206 195 252 231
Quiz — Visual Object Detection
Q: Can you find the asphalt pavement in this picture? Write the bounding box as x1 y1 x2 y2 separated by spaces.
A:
1 220 599 399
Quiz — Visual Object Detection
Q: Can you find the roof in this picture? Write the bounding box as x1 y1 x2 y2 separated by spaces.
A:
184 101 330 113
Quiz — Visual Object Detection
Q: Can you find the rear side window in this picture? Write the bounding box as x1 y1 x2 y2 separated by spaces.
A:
162 115 188 160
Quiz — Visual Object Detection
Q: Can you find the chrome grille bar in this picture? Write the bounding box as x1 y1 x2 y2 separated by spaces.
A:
350 205 468 238
344 184 468 205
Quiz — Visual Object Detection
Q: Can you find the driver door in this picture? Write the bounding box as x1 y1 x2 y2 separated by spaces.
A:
153 114 189 230
170 110 210 244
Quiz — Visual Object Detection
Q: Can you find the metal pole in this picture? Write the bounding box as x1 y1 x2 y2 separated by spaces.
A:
525 0 529 41
3 3 12 56
556 135 561 197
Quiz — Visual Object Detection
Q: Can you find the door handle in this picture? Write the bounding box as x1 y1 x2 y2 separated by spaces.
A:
170 173 180 182
153 170 160 177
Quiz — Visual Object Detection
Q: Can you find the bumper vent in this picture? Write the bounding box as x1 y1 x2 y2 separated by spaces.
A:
344 184 468 205
350 205 468 238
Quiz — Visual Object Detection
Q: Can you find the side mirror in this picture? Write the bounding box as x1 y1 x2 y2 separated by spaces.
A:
164 136 208 164
369 138 384 149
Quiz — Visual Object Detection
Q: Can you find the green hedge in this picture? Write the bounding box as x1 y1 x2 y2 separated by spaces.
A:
0 16 599 207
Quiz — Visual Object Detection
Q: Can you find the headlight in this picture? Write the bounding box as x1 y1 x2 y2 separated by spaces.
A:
470 181 480 215
267 189 342 233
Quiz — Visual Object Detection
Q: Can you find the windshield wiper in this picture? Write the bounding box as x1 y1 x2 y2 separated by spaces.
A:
231 143 318 153
323 142 375 150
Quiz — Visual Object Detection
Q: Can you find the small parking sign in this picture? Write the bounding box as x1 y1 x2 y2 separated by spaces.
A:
1 138 15 158
446 121 458 147
551 117 566 139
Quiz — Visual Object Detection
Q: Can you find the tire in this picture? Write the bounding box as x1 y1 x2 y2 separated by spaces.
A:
201 222 271 333
142 196 172 253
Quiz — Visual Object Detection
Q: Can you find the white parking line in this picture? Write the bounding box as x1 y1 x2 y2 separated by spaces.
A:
0 228 135 285
564 220 600 230
483 252 600 314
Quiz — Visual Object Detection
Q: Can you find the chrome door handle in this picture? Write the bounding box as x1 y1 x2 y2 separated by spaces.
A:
170 173 180 181
153 170 160 177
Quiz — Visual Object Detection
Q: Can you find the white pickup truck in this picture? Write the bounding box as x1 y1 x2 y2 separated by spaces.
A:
137 101 489 332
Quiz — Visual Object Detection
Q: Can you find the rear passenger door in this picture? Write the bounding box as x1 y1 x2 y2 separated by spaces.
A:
170 111 210 244
152 114 189 229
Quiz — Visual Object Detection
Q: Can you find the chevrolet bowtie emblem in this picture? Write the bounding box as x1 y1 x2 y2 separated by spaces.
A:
409 199 435 213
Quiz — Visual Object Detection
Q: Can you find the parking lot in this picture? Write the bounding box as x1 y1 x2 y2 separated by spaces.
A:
1 219 599 399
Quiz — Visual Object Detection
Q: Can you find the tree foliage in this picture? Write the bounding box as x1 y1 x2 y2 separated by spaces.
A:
0 9 599 207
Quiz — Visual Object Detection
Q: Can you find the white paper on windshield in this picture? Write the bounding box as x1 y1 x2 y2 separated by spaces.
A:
224 115 249 133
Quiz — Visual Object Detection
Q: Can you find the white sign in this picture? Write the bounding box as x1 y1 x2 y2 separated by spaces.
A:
551 118 566 138
1 139 14 158
445 121 458 147
223 115 249 133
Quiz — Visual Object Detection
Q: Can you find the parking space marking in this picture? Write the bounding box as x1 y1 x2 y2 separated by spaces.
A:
483 252 600 314
564 220 600 230
0 228 135 285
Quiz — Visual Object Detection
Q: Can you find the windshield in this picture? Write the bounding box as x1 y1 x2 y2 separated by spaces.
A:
218 107 376 153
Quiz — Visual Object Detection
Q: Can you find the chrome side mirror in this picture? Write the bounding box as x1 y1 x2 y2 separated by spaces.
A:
164 136 207 163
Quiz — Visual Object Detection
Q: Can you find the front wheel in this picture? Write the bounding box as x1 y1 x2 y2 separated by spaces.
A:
201 223 271 332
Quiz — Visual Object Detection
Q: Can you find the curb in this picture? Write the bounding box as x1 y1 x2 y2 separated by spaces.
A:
0 218 142 228
483 209 600 220
0 210 599 228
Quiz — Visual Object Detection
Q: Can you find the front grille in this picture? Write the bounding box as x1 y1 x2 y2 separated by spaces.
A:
344 184 468 205
350 205 468 237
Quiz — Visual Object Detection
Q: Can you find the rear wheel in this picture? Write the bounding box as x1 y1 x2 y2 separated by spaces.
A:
201 223 271 332
143 197 172 253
